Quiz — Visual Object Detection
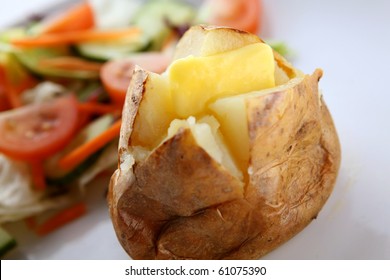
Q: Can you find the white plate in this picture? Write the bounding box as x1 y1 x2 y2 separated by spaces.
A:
1 0 390 259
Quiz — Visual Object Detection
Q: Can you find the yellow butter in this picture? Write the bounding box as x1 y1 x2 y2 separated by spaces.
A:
169 42 275 118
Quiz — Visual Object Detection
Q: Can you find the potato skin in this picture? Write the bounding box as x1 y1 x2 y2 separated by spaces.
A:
228 69 341 259
109 68 340 259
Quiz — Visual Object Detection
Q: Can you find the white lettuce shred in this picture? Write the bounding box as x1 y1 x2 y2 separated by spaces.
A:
88 0 143 29
0 154 77 223
21 81 68 105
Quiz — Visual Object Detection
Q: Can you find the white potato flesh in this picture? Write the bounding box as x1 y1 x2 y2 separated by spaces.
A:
129 27 299 180
131 72 175 149
167 116 243 181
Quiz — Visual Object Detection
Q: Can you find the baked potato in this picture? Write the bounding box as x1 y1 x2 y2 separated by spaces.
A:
108 25 341 259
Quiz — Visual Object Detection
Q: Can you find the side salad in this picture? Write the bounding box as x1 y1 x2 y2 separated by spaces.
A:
0 0 264 257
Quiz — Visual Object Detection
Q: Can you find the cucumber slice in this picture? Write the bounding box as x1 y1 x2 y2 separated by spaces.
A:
133 0 196 50
0 227 17 257
76 81 107 102
0 29 97 79
14 47 99 79
0 28 25 42
46 148 104 186
0 28 98 79
75 37 150 61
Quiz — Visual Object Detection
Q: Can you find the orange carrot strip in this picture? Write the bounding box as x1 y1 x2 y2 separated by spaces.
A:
25 216 37 230
58 119 121 170
39 57 103 72
29 161 47 191
1 64 37 108
76 110 91 131
12 27 141 48
77 102 120 115
4 87 23 108
42 1 94 34
35 202 86 236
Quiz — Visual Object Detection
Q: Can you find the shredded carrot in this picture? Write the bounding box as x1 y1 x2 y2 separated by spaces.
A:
58 119 122 171
35 202 86 236
77 102 121 115
11 27 141 48
1 65 36 108
39 57 103 72
29 161 47 191
76 111 91 131
4 87 23 108
42 1 94 34
25 216 37 230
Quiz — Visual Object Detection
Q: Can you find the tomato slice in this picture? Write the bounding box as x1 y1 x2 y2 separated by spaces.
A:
0 67 11 112
100 53 171 104
207 0 262 34
0 95 79 161
0 89 11 112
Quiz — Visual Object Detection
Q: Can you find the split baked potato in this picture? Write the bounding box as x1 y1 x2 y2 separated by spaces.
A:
108 25 341 259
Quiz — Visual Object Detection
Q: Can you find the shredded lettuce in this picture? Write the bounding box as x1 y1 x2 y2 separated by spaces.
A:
88 0 143 28
0 154 80 223
21 81 68 105
268 41 294 58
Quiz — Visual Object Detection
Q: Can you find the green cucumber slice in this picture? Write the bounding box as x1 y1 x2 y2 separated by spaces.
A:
133 0 196 50
14 47 99 79
75 38 150 61
0 227 17 257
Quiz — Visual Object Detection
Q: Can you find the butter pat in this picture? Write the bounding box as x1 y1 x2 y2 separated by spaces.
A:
169 42 275 118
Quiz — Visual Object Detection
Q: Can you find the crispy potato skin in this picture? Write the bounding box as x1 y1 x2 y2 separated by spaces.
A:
109 58 341 259
227 69 341 259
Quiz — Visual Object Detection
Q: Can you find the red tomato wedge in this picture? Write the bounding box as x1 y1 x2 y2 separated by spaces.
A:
0 67 11 112
0 95 79 161
100 53 171 104
0 89 11 112
207 0 262 34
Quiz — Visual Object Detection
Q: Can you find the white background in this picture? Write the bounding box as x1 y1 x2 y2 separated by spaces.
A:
2 260 390 280
1 0 389 259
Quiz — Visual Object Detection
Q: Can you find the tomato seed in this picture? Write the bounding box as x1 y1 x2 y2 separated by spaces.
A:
41 121 55 131
24 130 35 139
